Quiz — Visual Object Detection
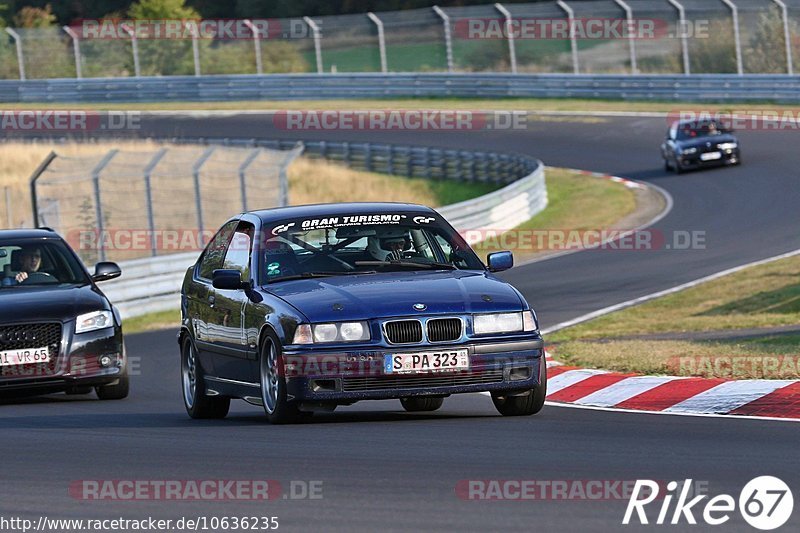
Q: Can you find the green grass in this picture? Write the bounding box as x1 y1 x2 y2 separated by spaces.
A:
123 309 180 335
550 254 800 343
472 166 637 261
549 254 800 379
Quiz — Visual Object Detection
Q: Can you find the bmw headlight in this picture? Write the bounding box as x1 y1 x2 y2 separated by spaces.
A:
718 142 738 150
681 147 697 155
75 310 114 334
473 311 538 335
292 322 370 344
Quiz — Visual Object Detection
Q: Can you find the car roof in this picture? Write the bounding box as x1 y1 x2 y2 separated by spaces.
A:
0 228 61 241
248 202 437 224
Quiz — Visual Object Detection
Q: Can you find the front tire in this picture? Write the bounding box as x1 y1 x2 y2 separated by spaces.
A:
95 365 129 400
492 362 547 417
181 337 229 419
259 332 304 424
400 397 444 412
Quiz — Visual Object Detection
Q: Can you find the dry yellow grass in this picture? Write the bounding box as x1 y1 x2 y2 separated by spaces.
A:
287 157 444 207
0 141 486 228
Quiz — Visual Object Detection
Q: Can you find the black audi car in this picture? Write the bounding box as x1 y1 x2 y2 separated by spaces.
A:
0 229 128 399
661 119 741 173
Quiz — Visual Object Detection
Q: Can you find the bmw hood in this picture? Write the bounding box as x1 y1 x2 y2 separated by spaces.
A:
678 134 737 150
0 284 109 324
265 270 525 323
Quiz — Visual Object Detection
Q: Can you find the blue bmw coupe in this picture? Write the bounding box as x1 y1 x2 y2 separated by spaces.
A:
179 203 545 423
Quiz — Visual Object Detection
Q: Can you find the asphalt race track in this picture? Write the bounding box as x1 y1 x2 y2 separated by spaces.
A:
2 113 799 532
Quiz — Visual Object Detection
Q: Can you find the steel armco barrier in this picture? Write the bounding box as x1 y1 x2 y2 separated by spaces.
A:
1 73 800 103
93 138 545 318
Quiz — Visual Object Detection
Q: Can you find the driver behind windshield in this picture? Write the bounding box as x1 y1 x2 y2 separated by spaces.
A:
3 246 42 285
367 229 412 261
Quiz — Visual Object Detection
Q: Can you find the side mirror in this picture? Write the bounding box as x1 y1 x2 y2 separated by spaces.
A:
92 261 121 282
487 251 513 272
212 269 244 290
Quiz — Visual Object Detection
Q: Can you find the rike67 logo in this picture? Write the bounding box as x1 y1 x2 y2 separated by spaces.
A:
623 477 793 530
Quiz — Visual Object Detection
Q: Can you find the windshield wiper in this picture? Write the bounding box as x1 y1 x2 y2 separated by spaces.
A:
265 271 376 284
354 260 456 270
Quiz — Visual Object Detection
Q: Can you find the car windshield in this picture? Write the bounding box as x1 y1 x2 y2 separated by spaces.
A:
260 213 484 284
0 239 89 287
676 121 728 140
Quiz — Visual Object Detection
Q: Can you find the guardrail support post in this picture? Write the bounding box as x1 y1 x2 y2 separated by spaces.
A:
367 12 388 73
772 0 794 75
667 0 691 74
192 147 215 247
557 0 579 74
62 26 82 79
613 0 638 74
494 3 517 74
243 20 262 75
433 6 454 72
238 149 261 212
91 150 119 262
4 28 25 80
143 148 167 257
304 17 323 74
120 24 141 77
721 0 744 75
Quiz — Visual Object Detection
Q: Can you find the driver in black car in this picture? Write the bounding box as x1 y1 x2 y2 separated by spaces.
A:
12 246 43 283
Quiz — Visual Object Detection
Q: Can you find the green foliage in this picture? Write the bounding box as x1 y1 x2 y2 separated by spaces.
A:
745 9 796 74
686 19 738 74
12 5 57 28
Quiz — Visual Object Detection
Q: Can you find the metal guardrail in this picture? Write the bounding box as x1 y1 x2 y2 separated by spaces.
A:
96 139 545 318
1 73 800 103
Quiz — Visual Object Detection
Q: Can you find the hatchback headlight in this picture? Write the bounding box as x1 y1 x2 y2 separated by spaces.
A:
718 142 738 150
472 313 517 335
292 322 370 344
75 310 114 334
681 147 697 155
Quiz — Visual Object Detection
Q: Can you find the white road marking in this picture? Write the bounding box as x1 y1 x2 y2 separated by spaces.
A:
546 369 608 395
664 380 796 414
543 401 800 423
574 376 677 407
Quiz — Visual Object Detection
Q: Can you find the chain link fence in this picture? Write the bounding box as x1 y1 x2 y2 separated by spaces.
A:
30 144 302 264
1 1 798 79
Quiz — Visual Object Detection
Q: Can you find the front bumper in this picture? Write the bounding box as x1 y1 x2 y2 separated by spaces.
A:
678 147 740 169
0 321 125 396
282 337 544 402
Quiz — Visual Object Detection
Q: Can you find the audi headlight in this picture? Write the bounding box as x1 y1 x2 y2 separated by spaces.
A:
681 147 697 155
474 312 528 335
718 142 738 150
292 322 370 344
75 310 114 334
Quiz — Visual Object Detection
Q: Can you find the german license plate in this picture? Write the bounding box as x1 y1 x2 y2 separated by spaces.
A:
700 151 722 161
384 349 469 374
0 347 50 366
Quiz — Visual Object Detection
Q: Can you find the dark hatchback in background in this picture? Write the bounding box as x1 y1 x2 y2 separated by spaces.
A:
661 119 741 173
179 203 546 424
0 229 128 399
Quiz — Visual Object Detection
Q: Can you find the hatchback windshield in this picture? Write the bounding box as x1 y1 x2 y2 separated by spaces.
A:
0 240 89 287
676 120 729 140
260 215 484 284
